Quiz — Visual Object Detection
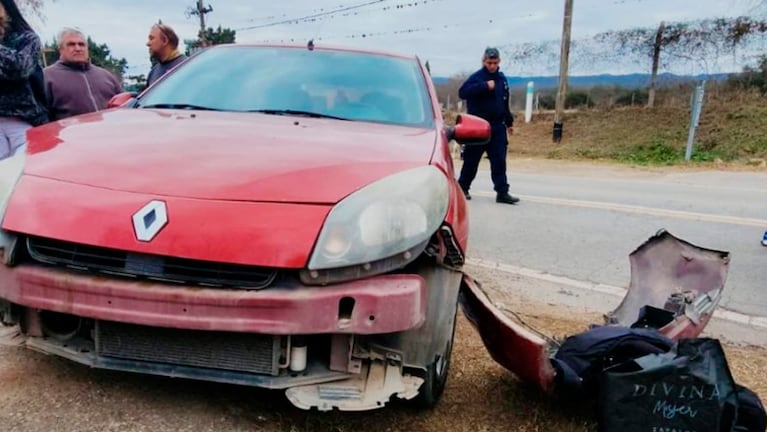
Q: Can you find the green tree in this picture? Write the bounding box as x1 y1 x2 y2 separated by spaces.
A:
124 74 148 93
43 37 129 80
184 25 236 56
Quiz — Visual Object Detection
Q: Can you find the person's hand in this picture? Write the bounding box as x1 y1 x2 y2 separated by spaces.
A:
486 80 495 91
507 126 514 136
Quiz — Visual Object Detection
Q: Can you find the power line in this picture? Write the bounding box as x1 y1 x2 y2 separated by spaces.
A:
251 13 541 43
238 0 445 26
241 1 393 23
235 0 388 31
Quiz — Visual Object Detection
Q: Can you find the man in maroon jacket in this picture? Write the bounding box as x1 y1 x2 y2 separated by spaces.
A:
43 27 123 121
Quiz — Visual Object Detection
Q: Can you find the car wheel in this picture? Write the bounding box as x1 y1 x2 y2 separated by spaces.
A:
409 312 457 409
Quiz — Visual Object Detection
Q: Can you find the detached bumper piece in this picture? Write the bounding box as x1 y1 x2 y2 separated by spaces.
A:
460 230 731 393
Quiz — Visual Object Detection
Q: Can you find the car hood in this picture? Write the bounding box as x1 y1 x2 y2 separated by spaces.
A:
24 109 438 204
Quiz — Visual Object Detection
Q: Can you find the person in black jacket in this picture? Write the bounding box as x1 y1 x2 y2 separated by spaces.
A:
145 23 187 87
457 47 519 204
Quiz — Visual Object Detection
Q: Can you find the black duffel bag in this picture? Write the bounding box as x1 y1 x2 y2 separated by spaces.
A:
735 384 766 432
598 338 741 432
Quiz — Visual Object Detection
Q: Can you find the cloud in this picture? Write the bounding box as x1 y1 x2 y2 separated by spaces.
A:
28 0 751 78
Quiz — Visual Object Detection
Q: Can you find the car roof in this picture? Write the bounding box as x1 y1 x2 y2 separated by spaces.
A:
197 43 420 62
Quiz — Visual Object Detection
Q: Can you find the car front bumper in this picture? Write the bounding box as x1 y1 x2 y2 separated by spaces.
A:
0 264 427 335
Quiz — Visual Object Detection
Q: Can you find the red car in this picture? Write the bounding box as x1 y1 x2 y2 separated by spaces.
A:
0 44 490 411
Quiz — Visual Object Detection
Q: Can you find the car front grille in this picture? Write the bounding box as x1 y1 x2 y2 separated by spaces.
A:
25 236 279 289
96 320 283 375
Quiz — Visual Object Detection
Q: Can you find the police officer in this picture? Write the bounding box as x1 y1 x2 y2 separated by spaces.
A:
457 47 519 205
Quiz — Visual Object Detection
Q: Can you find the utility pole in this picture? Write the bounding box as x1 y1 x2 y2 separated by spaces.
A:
553 0 574 143
647 20 665 109
187 0 213 47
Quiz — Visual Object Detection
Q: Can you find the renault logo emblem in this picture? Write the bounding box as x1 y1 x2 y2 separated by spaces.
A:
132 200 168 242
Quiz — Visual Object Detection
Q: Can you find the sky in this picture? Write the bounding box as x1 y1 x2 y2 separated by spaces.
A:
24 0 765 78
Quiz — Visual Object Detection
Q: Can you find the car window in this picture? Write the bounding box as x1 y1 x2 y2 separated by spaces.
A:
138 46 435 128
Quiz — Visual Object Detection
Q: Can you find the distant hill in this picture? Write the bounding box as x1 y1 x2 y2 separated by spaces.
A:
431 72 732 89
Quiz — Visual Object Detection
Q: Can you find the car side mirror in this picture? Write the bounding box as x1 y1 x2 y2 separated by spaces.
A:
446 113 491 145
107 91 138 109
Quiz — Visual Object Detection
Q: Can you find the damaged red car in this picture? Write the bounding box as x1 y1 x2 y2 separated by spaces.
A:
0 44 490 411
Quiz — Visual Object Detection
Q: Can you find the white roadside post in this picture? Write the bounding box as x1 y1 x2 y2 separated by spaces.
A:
525 81 534 123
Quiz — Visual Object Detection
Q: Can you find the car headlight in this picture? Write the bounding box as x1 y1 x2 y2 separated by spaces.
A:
304 165 449 279
0 149 25 259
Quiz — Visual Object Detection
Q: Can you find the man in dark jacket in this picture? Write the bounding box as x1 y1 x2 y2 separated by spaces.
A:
146 23 187 87
457 47 519 204
43 28 124 121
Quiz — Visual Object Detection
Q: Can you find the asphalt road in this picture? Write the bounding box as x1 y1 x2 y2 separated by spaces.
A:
460 162 767 318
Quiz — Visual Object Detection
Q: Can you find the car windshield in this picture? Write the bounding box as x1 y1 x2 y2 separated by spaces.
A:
137 45 435 128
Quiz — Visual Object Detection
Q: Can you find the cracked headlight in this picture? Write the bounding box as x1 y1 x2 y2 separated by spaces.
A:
0 149 25 256
303 165 449 281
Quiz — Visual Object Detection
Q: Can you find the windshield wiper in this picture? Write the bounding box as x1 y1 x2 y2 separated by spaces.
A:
139 103 221 111
248 109 349 121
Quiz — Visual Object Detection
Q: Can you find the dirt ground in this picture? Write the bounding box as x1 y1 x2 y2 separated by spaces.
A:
445 92 767 167
1 264 764 432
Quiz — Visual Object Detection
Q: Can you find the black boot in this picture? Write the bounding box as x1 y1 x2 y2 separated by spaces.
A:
496 192 519 204
462 188 471 200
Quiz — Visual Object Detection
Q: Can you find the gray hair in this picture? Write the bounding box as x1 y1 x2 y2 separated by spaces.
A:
57 27 87 48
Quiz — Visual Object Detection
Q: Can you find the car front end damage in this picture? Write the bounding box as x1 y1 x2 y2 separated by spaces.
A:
0 162 467 411
0 246 463 411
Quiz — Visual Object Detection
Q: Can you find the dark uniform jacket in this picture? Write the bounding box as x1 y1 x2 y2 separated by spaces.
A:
458 67 514 127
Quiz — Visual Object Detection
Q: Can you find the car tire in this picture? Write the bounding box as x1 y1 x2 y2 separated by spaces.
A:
408 311 457 409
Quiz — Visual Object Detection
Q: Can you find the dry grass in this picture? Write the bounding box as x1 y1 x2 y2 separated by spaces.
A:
446 88 767 169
